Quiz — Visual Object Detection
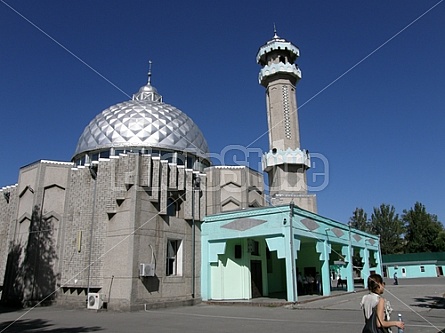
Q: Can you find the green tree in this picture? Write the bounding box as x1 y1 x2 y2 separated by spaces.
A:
402 202 445 253
348 208 370 270
349 207 369 232
370 204 404 255
433 231 445 251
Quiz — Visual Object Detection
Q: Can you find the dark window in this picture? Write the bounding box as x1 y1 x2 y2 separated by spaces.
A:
167 198 176 217
187 156 194 169
176 153 185 165
248 239 259 256
100 151 110 158
166 239 182 276
234 244 242 259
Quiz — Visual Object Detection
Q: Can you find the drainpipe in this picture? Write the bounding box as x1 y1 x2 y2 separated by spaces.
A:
191 174 201 299
289 202 297 302
86 164 98 302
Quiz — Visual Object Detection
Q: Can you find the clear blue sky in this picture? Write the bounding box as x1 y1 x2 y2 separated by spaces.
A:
1 1 444 225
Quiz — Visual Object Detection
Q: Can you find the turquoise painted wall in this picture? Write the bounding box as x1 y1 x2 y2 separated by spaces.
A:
209 238 274 300
210 239 250 299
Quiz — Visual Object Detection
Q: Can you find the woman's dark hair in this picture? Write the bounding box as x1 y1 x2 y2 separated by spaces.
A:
368 273 383 293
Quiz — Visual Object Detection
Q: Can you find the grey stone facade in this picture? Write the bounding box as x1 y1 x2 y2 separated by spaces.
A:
0 154 209 311
0 185 18 290
0 160 72 306
205 166 265 214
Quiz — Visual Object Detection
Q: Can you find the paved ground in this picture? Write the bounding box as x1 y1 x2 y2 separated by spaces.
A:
1 277 444 333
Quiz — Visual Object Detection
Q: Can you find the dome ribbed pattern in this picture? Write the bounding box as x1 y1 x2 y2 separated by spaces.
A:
73 99 209 160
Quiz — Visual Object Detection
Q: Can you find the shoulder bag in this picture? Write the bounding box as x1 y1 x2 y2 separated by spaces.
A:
362 308 389 333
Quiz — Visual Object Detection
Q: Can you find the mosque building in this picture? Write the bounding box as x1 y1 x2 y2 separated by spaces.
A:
0 33 381 310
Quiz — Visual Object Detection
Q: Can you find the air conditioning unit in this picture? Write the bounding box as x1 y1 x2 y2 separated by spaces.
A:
139 263 155 277
87 293 103 310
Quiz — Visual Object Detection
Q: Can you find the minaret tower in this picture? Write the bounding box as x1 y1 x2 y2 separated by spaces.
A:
257 30 317 212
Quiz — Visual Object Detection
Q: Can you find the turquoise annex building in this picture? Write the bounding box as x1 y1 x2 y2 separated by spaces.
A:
201 32 382 303
201 204 381 302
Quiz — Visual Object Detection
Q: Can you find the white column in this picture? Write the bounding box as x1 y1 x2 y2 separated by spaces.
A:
360 248 370 289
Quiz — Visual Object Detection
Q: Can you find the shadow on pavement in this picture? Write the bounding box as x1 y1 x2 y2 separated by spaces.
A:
412 294 445 309
0 318 103 332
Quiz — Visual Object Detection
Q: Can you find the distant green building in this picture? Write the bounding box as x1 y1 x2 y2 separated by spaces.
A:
383 252 445 279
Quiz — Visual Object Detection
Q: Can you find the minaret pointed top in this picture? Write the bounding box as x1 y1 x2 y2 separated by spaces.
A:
273 23 279 39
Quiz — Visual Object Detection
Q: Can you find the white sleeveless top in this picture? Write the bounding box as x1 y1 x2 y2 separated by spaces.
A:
360 293 380 319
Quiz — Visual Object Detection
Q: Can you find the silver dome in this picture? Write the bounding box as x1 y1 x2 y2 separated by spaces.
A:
73 82 209 162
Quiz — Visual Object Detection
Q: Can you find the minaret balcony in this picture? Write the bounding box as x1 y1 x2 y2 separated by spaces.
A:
256 40 300 64
262 148 311 172
258 63 301 85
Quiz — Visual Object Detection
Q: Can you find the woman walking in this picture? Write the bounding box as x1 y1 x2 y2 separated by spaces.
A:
361 273 405 333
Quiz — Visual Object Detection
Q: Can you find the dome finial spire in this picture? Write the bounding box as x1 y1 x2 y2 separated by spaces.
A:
147 60 153 84
132 61 162 102
273 23 279 38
